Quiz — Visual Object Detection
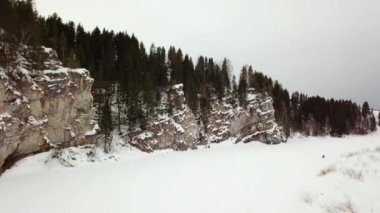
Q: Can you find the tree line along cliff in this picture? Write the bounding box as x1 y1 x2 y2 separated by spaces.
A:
0 0 377 145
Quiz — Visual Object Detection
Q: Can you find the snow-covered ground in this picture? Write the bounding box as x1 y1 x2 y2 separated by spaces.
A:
1 116 380 212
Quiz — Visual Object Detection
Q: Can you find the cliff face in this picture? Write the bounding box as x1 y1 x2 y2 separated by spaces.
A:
129 85 285 152
129 84 202 152
0 31 97 169
0 28 284 166
207 88 284 144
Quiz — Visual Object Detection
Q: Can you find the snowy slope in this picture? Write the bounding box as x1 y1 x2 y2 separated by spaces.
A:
1 131 380 212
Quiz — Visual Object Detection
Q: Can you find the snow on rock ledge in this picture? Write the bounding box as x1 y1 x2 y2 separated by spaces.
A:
207 88 285 144
129 84 201 152
0 32 97 169
129 85 285 152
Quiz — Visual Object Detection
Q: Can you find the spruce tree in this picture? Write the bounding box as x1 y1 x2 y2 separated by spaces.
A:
14 0 39 44
272 82 290 136
231 75 238 108
170 49 184 84
248 66 254 88
183 55 198 111
221 58 231 92
238 66 248 108
0 0 17 34
214 65 224 100
195 56 205 81
100 97 113 153
362 101 370 117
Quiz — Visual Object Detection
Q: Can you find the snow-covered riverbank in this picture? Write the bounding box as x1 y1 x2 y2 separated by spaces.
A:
1 129 380 212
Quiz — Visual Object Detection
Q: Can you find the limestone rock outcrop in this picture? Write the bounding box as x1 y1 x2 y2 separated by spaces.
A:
129 84 201 152
207 88 285 144
0 31 97 169
129 85 285 152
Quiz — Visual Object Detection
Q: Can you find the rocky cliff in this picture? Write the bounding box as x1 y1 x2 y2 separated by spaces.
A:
0 30 98 169
129 84 202 152
207 88 284 144
129 85 285 152
0 28 284 167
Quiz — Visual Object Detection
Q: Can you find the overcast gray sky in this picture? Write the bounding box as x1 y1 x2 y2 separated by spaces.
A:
36 0 380 108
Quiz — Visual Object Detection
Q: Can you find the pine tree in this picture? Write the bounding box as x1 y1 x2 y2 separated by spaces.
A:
238 66 248 108
248 66 254 88
290 92 301 131
170 48 184 84
231 75 238 108
221 58 231 92
157 47 168 88
0 0 17 34
195 56 205 81
362 101 370 117
14 0 37 44
100 97 113 153
214 65 224 100
183 55 198 111
272 81 290 136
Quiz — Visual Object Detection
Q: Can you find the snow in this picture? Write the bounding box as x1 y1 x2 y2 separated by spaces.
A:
41 46 54 54
0 68 7 79
1 131 380 212
136 131 153 140
43 66 90 77
11 98 22 106
42 135 52 147
27 115 48 126
172 83 183 90
172 119 185 133
247 93 257 102
0 113 12 130
265 121 278 134
85 123 99 136
0 112 12 119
